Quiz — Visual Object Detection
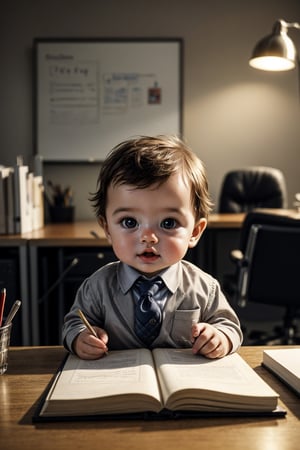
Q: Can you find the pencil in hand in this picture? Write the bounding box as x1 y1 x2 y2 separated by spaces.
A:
77 309 97 337
77 309 108 355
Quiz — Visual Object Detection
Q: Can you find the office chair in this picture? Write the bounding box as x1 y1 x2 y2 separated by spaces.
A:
226 212 300 345
219 167 288 212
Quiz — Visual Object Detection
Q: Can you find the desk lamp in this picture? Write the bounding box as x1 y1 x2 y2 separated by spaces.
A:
249 18 300 208
249 19 300 71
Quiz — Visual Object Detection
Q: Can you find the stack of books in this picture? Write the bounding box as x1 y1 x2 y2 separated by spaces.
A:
0 157 44 235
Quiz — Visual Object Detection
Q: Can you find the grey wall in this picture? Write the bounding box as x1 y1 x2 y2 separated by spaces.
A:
1 0 300 220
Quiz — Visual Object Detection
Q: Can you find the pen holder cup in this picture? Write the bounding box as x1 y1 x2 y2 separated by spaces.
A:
0 322 12 375
49 206 75 223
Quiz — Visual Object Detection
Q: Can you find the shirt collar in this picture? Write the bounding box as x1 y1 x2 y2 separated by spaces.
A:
118 261 180 294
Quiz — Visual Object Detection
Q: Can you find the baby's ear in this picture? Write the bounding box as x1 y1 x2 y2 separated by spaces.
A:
98 217 111 242
188 218 207 248
98 216 106 229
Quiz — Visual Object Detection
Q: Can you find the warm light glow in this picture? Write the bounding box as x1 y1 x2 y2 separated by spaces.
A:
249 19 299 72
249 56 295 71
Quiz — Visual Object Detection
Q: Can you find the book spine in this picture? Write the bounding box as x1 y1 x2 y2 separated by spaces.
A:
5 171 15 234
13 165 21 234
32 175 44 230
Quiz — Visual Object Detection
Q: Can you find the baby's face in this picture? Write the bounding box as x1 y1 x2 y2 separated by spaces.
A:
102 173 206 276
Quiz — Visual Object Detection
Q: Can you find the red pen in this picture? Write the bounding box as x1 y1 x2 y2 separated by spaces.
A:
0 288 6 327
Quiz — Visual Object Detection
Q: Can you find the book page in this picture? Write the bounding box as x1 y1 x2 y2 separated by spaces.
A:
48 349 161 402
153 348 278 410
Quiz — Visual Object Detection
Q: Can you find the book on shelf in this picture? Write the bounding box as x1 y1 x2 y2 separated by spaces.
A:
15 163 32 234
0 168 8 234
5 169 15 234
263 348 300 396
0 158 45 235
33 348 285 422
32 174 44 230
0 166 14 234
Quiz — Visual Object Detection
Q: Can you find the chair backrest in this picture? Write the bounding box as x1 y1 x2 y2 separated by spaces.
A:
219 167 288 213
238 221 300 309
238 211 300 253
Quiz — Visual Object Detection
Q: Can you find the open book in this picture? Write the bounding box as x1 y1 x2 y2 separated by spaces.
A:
34 348 284 421
263 349 300 396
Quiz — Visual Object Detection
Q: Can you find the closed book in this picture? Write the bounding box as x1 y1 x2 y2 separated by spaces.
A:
4 169 15 234
14 163 31 233
0 166 14 234
263 349 300 395
32 175 44 230
13 164 21 233
0 169 6 234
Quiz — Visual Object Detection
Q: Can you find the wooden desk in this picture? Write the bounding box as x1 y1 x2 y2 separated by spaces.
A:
0 212 246 245
1 209 299 243
0 213 243 247
207 209 300 229
25 221 109 246
208 213 245 228
1 346 299 450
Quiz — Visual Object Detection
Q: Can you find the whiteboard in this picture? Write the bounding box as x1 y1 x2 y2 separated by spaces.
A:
34 39 182 162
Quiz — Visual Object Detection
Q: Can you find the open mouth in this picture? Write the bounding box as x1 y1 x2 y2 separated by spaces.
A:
141 251 156 258
138 251 160 262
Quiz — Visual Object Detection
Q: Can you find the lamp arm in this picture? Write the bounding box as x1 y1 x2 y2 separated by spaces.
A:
274 19 300 33
297 57 300 105
286 22 300 30
279 20 300 103
283 21 300 104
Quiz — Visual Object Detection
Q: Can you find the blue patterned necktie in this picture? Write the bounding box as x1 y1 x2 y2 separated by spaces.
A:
134 277 164 346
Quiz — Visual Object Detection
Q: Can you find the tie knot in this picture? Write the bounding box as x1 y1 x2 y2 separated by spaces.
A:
135 277 163 297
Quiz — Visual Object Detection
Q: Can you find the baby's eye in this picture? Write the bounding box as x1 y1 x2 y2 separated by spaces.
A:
160 218 177 229
121 217 138 229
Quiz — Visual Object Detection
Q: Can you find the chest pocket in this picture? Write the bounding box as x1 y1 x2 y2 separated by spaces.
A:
170 308 200 346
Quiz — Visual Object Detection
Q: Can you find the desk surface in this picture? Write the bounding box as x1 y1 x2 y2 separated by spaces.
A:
1 214 246 246
1 210 299 245
1 346 299 450
2 214 245 246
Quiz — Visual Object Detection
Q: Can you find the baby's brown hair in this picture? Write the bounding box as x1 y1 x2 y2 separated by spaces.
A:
90 135 213 223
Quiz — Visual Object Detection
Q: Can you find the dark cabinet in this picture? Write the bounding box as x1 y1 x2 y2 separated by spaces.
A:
36 246 117 344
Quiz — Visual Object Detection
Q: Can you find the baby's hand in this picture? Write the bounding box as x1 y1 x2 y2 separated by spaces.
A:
73 326 108 360
191 322 232 359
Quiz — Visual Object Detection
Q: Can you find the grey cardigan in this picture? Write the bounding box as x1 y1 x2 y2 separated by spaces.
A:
62 260 243 353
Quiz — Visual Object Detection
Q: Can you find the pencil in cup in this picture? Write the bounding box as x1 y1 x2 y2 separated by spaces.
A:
0 288 6 327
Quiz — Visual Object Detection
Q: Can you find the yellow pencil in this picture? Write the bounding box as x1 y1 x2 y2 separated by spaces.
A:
77 309 108 355
77 309 97 337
